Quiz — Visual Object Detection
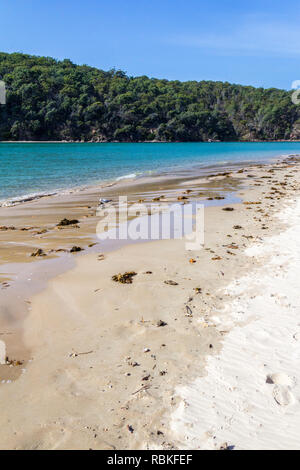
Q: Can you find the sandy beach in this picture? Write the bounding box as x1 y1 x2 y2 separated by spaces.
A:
0 156 300 450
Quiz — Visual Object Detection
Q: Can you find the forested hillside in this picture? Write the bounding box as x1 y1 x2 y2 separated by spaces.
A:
0 52 299 142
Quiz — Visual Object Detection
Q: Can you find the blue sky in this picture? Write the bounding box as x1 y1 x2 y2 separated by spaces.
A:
0 0 299 89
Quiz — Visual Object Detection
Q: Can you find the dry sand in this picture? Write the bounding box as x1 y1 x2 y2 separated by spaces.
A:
171 196 300 450
0 158 299 449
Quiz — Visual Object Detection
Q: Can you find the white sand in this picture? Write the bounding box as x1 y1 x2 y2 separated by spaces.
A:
171 196 300 450
0 341 6 365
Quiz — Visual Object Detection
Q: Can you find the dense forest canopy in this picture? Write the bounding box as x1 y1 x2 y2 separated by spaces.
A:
0 52 299 142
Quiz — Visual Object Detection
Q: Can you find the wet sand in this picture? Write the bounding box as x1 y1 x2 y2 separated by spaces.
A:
0 156 299 449
0 162 249 266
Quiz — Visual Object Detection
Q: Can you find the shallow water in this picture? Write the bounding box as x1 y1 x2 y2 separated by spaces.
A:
1 141 300 204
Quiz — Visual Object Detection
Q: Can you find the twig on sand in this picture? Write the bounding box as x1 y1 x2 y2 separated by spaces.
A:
69 350 94 358
132 384 151 395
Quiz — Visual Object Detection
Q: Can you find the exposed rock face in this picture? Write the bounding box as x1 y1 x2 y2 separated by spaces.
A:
290 121 300 140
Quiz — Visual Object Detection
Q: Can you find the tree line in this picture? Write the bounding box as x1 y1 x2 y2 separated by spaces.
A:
0 52 299 142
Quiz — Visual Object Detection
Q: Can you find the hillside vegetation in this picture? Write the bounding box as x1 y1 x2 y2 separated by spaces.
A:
0 52 299 142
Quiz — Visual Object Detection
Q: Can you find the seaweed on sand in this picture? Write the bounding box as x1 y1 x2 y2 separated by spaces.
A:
112 272 137 284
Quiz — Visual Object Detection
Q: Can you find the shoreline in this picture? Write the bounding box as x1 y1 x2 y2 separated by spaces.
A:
2 141 300 209
0 159 245 207
0 151 292 208
0 155 269 269
0 155 299 449
2 140 300 143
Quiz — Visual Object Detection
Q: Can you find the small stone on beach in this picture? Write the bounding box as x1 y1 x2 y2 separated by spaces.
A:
157 320 167 327
164 280 178 286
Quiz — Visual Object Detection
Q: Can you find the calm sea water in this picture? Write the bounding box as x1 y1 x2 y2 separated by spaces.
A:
1 142 300 204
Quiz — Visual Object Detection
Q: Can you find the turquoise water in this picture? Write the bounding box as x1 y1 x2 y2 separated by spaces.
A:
1 142 300 204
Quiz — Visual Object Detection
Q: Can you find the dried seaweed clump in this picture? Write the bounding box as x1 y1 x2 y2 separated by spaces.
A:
70 246 83 253
57 218 79 226
112 272 137 284
31 248 46 257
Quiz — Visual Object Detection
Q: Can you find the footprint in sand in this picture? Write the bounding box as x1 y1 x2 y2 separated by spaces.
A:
273 386 295 407
22 425 73 450
266 373 293 386
266 373 295 406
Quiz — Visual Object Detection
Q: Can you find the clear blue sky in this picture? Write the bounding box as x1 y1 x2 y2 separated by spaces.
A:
1 0 299 89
